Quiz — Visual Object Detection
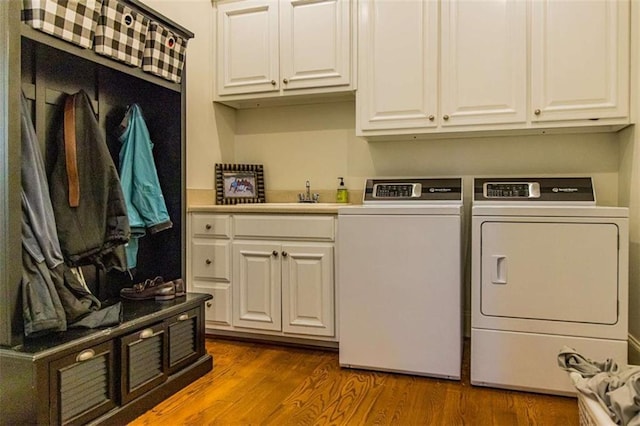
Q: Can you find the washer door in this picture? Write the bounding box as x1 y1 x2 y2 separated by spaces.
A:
481 221 619 324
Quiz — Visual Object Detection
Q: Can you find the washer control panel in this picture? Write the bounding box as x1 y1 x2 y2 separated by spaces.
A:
364 178 462 203
474 177 595 204
373 183 422 199
483 182 540 199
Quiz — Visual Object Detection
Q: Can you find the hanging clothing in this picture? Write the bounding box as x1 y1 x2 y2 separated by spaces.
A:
47 90 130 271
118 104 172 269
21 93 67 335
21 92 123 336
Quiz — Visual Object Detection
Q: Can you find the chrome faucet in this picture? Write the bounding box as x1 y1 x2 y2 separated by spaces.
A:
298 180 320 203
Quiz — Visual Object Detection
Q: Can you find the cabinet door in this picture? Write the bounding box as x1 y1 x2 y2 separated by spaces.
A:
440 0 526 126
120 323 167 405
49 341 116 425
531 0 629 122
357 0 438 132
281 243 334 336
217 0 279 95
167 307 202 375
232 242 282 331
279 0 351 90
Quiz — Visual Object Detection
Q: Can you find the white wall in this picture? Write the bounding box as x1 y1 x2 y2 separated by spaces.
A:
235 102 621 206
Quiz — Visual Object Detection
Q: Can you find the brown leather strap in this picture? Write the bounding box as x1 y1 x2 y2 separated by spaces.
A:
64 94 80 207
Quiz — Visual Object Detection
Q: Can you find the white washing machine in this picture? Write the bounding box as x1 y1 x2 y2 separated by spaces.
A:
338 178 463 379
471 177 629 395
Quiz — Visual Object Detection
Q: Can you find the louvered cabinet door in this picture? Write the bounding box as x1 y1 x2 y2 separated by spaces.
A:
167 307 203 375
119 322 168 404
49 340 116 425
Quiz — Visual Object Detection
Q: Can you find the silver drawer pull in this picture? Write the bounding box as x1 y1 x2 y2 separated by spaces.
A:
139 328 154 339
76 349 95 362
178 314 189 321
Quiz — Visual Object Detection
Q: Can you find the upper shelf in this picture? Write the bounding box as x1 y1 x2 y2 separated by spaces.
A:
21 23 182 93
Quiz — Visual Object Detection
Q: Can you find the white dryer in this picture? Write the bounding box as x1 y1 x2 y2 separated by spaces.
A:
471 177 629 395
339 178 463 379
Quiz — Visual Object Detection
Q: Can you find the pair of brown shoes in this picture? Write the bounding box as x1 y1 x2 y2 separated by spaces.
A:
120 276 186 301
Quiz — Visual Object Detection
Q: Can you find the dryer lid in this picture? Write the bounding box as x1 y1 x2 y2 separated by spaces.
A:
473 177 595 205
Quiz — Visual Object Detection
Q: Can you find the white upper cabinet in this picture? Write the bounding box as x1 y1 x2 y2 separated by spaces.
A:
357 0 438 131
440 0 527 127
358 0 527 135
530 0 629 123
216 0 354 106
358 0 630 138
279 0 351 90
217 0 279 96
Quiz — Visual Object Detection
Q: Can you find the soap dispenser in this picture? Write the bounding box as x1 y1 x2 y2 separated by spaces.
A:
336 177 349 203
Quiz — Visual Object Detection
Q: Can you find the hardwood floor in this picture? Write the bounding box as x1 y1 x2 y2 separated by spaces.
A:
130 337 579 425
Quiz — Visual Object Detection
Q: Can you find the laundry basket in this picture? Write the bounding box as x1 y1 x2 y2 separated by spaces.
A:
569 372 617 426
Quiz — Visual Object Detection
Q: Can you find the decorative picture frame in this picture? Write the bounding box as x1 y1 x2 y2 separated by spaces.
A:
215 163 266 205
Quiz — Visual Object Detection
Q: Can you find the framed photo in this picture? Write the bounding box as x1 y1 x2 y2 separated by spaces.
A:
215 163 265 205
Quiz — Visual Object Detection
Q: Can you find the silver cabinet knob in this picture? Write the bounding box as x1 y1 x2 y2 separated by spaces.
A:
534 109 541 115
283 78 289 84
282 251 288 257
428 115 435 121
271 80 276 85
205 258 212 265
272 250 279 257
205 224 212 230
443 115 450 121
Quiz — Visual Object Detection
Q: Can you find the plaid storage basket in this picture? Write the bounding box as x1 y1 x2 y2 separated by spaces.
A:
94 0 149 67
142 21 187 83
21 0 101 49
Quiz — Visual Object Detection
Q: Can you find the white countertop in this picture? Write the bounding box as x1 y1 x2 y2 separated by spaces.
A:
188 203 351 214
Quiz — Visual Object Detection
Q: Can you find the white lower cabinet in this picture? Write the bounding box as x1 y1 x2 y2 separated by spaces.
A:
232 242 282 331
233 241 334 336
188 212 336 340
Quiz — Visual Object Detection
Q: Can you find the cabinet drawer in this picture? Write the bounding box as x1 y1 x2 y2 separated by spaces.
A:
192 281 232 327
233 215 335 240
192 214 231 238
49 340 116 426
191 240 231 281
120 322 167 404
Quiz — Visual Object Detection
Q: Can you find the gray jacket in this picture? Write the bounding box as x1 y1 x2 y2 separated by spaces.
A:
21 93 67 335
48 90 130 271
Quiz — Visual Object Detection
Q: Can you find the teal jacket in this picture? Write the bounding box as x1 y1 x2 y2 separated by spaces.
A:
118 104 172 269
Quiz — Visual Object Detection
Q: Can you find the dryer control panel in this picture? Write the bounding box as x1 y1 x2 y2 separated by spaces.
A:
474 177 595 204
